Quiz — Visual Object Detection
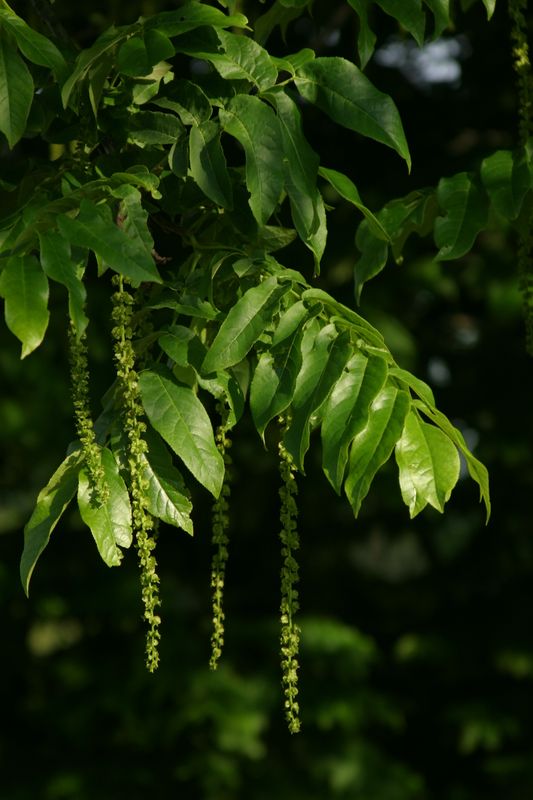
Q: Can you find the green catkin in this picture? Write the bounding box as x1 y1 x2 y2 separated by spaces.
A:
509 0 533 354
111 276 161 672
209 408 232 670
278 426 301 734
68 320 108 506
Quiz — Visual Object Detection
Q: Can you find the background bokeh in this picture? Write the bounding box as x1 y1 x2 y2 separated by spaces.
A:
2 2 533 798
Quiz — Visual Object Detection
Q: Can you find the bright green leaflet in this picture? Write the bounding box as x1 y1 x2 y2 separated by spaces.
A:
142 431 193 535
202 278 289 373
78 448 132 567
321 352 388 494
57 199 162 284
434 172 489 261
345 385 411 516
395 409 460 517
20 450 82 596
139 366 224 498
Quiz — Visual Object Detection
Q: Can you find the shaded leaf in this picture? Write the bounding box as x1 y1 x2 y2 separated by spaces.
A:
0 5 66 74
154 79 211 126
295 57 411 169
78 447 132 567
128 110 184 145
347 0 377 69
139 366 224 497
395 409 460 517
423 0 451 38
219 94 284 225
38 229 88 336
376 0 426 46
319 166 389 241
0 29 34 148
0 254 49 357
345 385 410 516
202 277 288 373
144 4 248 37
321 352 388 493
434 172 489 260
354 221 390 303
20 450 82 596
189 120 233 208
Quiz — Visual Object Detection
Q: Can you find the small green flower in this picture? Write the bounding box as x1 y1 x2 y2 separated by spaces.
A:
111 276 161 672
68 320 108 506
209 406 232 671
278 421 301 734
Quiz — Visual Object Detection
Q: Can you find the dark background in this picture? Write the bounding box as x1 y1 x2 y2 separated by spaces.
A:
2 1 533 798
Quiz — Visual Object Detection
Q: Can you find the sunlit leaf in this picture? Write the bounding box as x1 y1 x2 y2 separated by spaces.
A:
202 277 289 373
139 366 224 498
142 429 193 534
78 447 132 567
321 353 388 493
20 450 82 596
395 409 460 517
345 385 410 516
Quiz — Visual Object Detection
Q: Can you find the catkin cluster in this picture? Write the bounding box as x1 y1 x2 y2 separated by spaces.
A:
111 276 161 672
278 431 301 734
68 320 108 505
509 0 533 354
209 411 232 670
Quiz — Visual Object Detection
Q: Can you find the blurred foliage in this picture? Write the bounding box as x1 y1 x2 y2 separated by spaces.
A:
2 0 533 798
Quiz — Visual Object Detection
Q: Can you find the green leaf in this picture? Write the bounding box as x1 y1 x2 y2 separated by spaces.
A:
0 254 49 357
144 4 248 37
139 366 225 498
434 172 489 260
389 366 435 407
154 79 211 126
319 166 390 241
117 36 151 77
265 89 326 269
57 199 162 284
375 0 426 46
112 184 154 258
77 447 132 567
414 400 491 521
250 323 305 439
345 385 410 516
354 221 390 302
301 288 388 352
128 110 184 145
423 0 451 38
395 409 460 517
61 24 137 108
284 325 353 471
144 28 175 64
481 149 530 221
142 429 193 534
295 57 411 170
202 277 288 372
20 450 82 596
481 0 496 19
219 94 284 225
213 30 278 91
321 352 388 493
38 229 88 336
0 29 34 148
0 6 66 74
347 0 377 68
381 188 438 260
254 2 308 47
189 120 233 208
